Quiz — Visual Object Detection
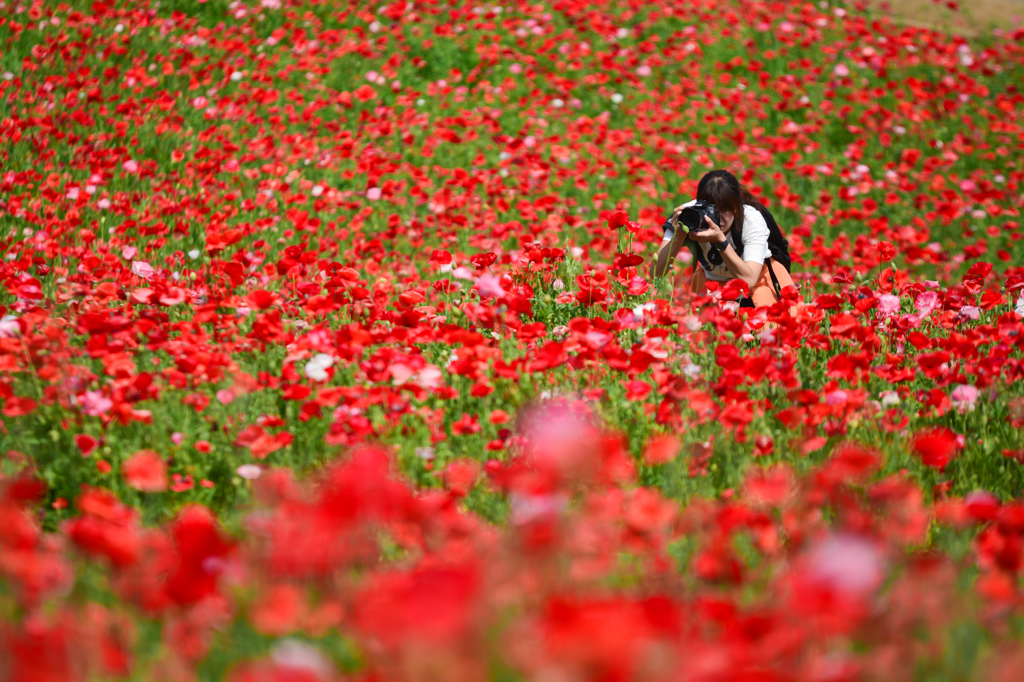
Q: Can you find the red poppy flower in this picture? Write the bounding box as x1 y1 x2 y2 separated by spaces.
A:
442 458 481 497
911 428 959 471
876 241 896 262
643 434 680 466
353 84 377 102
122 450 168 492
74 434 99 457
2 397 37 417
163 505 233 606
606 210 628 229
622 380 652 402
249 290 278 310
250 583 306 637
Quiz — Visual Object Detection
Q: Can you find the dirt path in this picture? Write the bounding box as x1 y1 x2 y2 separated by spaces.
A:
869 0 1023 36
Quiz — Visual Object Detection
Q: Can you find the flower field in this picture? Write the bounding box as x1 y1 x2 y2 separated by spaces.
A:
2 0 1024 679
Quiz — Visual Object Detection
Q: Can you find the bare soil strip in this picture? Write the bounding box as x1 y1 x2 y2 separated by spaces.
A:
867 0 1023 36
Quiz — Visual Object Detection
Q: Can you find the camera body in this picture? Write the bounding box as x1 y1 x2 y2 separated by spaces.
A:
659 201 726 268
678 200 721 233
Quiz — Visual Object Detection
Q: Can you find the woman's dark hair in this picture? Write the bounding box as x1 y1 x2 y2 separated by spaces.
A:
695 169 759 232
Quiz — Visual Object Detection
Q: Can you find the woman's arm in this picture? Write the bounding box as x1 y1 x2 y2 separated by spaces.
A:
650 229 704 279
650 204 698 279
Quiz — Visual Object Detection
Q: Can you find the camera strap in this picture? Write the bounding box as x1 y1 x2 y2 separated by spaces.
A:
767 258 783 299
693 244 711 270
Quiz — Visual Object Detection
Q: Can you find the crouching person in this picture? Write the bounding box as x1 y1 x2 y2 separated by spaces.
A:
651 169 795 308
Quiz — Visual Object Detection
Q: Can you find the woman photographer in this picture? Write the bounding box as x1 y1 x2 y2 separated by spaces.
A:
651 169 794 308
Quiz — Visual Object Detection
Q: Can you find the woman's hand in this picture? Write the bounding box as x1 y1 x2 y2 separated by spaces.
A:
669 202 693 225
687 215 728 244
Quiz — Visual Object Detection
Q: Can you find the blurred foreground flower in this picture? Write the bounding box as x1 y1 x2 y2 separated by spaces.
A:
122 450 168 492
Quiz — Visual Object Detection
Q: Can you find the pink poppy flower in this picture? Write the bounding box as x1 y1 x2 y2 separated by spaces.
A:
951 384 979 413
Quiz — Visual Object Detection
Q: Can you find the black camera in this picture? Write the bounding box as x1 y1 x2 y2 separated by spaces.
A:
677 201 720 233
659 201 725 268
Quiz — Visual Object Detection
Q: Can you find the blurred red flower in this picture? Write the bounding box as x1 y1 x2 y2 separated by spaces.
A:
2 397 37 417
122 450 168 492
74 434 99 457
912 428 959 471
643 434 680 466
163 505 233 606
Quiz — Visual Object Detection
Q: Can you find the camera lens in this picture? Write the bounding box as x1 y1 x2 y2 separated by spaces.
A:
680 207 701 231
